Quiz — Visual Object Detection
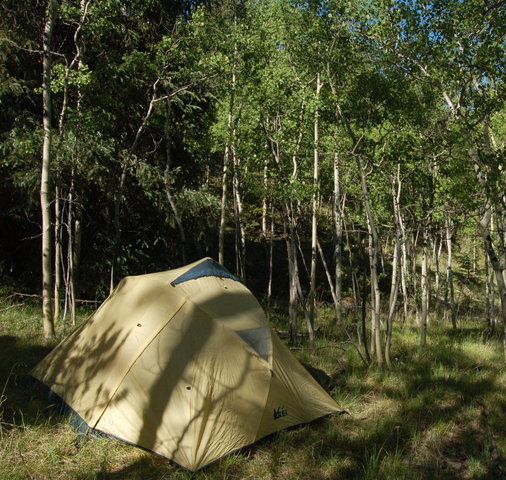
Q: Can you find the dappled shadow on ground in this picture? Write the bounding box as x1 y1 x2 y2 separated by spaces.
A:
2 314 506 480
272 327 506 480
73 455 182 480
0 334 54 426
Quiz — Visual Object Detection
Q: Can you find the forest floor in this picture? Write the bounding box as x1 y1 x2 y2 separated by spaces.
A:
1 296 505 480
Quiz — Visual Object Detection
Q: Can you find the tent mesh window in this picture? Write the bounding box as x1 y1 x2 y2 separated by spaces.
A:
235 327 271 361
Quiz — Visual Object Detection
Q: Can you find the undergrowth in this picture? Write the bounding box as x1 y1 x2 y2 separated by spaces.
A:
0 295 505 479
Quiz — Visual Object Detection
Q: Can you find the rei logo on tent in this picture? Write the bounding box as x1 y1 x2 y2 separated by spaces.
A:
273 406 288 419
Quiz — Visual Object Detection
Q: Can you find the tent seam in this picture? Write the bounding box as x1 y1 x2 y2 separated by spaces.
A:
90 296 188 429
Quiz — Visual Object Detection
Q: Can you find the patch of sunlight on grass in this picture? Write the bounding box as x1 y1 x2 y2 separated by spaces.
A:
361 445 411 480
362 397 401 422
411 419 454 452
461 340 502 364
467 456 487 479
321 455 355 479
378 449 412 480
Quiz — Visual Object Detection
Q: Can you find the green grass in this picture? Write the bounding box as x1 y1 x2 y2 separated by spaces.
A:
1 296 505 480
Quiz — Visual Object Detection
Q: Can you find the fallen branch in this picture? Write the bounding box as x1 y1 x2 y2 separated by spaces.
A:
290 345 346 352
6 293 100 305
0 421 26 430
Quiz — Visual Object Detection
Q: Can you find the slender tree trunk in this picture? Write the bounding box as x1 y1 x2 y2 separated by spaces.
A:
317 240 338 309
398 199 409 322
357 155 383 366
360 247 371 363
66 188 76 326
367 225 377 356
333 151 343 324
285 212 299 346
72 202 82 300
495 209 506 286
473 231 477 274
444 214 457 328
262 157 269 239
344 216 359 315
54 182 62 322
309 73 322 331
263 107 307 343
318 238 367 365
420 230 429 346
479 206 506 359
412 227 421 326
164 101 186 264
266 207 274 319
386 230 400 368
164 183 186 264
66 1 88 314
110 164 127 293
219 141 229 265
485 249 494 331
386 171 402 367
219 18 238 266
467 136 506 356
434 234 441 300
232 142 246 281
40 0 58 339
110 81 159 291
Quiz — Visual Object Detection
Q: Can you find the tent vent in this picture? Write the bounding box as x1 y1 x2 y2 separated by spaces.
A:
171 258 240 286
235 327 271 361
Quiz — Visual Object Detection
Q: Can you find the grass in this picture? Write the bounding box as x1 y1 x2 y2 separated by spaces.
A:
1 295 505 480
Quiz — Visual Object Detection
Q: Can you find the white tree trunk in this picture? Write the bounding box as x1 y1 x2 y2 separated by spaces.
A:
232 143 246 281
444 213 457 328
357 155 383 366
309 73 322 330
40 0 58 339
420 231 429 346
479 206 506 359
333 152 343 324
53 182 62 322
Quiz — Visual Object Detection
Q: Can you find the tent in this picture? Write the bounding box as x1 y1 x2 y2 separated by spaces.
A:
31 258 340 471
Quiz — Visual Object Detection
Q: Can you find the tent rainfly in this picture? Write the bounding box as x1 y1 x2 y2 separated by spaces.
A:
32 258 341 471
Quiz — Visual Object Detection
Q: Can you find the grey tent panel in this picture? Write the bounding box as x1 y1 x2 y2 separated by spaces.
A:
235 326 271 361
171 258 240 286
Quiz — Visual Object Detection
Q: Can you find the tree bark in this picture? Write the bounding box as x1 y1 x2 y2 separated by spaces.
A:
285 213 299 346
485 248 495 331
309 72 322 330
398 197 409 323
356 154 383 366
386 171 402 367
479 206 506 359
420 230 429 346
333 152 343 324
218 140 229 266
66 186 76 326
444 213 457 328
218 16 238 266
53 182 62 322
40 0 58 339
386 230 400 368
232 140 246 281
266 207 274 318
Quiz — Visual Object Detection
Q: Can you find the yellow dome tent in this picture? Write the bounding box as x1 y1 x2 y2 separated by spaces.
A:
32 258 340 471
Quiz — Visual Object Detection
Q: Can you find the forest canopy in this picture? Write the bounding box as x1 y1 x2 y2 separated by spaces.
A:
0 0 505 361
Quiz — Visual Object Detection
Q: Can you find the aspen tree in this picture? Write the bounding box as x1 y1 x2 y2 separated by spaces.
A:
40 0 58 339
